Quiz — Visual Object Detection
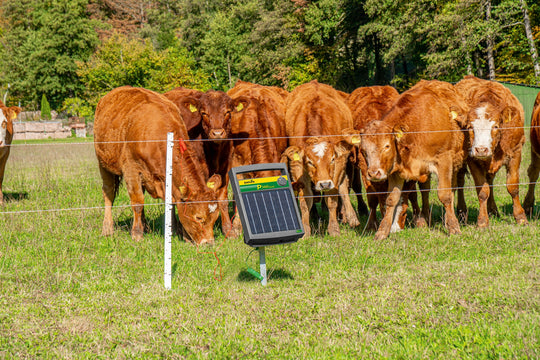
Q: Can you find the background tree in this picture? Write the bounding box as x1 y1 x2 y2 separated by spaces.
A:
0 0 101 109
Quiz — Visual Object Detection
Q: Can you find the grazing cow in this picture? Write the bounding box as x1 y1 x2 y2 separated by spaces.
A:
523 91 540 214
0 101 22 205
360 80 468 240
348 86 429 230
94 86 221 244
455 75 528 227
164 88 249 238
281 80 360 237
227 80 289 233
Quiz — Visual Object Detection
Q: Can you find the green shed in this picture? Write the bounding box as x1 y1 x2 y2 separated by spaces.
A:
501 82 540 126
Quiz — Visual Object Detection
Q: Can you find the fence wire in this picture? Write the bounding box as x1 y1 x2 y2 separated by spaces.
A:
2 125 540 216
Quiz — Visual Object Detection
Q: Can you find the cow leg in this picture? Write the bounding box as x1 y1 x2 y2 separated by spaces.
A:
486 174 499 218
375 174 404 240
326 189 340 236
123 170 146 241
523 149 540 215
218 186 236 238
456 165 468 224
399 181 418 229
467 161 490 228
99 165 119 236
298 181 313 238
0 153 7 206
339 175 360 227
349 161 368 216
231 206 243 234
365 187 379 231
505 153 528 225
438 161 461 235
418 177 431 227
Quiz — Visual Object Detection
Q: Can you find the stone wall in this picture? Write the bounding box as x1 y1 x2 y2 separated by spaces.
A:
13 121 71 140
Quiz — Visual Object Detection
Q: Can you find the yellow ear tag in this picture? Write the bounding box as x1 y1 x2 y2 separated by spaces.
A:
206 181 215 189
236 103 244 112
352 136 360 144
505 114 511 123
189 104 197 113
395 130 403 139
10 112 17 120
179 186 187 194
293 153 300 161
451 111 458 120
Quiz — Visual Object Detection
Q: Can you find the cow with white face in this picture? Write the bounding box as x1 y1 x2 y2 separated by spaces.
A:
455 75 527 228
0 102 22 206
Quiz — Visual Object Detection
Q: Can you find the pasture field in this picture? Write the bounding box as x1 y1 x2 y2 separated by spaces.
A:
0 138 539 359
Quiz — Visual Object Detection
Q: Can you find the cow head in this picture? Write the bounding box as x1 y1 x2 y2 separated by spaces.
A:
0 106 21 147
281 137 353 191
360 120 397 183
176 174 222 245
194 91 249 142
465 103 512 160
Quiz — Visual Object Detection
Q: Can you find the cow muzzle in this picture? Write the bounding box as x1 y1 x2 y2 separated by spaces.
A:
367 168 387 182
471 146 492 159
315 180 335 191
209 128 227 140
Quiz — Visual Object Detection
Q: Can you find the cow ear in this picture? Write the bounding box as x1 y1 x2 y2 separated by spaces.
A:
336 141 353 157
181 97 200 113
233 97 250 113
8 106 22 120
280 146 303 164
341 128 361 147
501 106 519 125
393 124 408 142
449 105 467 128
206 174 222 192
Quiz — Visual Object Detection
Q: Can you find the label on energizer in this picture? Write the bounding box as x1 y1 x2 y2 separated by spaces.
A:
239 176 289 192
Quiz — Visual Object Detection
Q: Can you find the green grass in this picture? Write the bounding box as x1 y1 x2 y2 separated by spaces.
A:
0 139 538 359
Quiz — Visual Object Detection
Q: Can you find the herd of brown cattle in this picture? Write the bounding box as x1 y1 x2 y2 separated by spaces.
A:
3 76 539 244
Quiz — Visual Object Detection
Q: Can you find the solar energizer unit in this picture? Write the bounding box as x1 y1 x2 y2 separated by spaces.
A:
229 163 304 247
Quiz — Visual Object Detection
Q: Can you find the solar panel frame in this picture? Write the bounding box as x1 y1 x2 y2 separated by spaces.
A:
229 163 304 247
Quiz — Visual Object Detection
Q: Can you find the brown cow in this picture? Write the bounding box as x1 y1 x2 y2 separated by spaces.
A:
360 80 468 240
227 80 289 234
523 91 540 214
227 80 288 176
0 101 22 206
455 75 528 227
281 80 360 237
348 85 429 230
164 88 249 238
94 86 222 244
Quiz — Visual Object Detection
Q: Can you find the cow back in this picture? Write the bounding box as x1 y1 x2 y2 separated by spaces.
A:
286 80 354 146
348 85 399 130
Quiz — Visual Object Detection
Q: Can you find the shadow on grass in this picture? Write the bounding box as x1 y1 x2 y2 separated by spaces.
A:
237 268 294 282
2 191 29 203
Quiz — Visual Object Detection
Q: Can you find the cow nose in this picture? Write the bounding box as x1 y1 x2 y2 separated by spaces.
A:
209 129 226 139
317 180 334 190
473 146 490 158
367 168 386 181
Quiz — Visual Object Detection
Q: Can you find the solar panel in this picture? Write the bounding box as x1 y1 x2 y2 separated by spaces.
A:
229 163 304 247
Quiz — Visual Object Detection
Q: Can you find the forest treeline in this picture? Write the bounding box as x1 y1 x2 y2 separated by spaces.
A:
0 0 538 117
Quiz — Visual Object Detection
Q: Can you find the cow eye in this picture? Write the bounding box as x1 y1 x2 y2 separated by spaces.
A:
384 144 391 150
493 124 499 130
1 121 5 129
195 215 204 222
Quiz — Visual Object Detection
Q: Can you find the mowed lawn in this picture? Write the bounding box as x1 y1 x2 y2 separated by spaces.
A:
0 137 538 359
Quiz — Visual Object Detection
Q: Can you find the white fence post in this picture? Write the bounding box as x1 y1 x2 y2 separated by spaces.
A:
164 132 174 290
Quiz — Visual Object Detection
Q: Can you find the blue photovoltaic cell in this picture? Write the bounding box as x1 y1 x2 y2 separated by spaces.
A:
241 188 301 235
